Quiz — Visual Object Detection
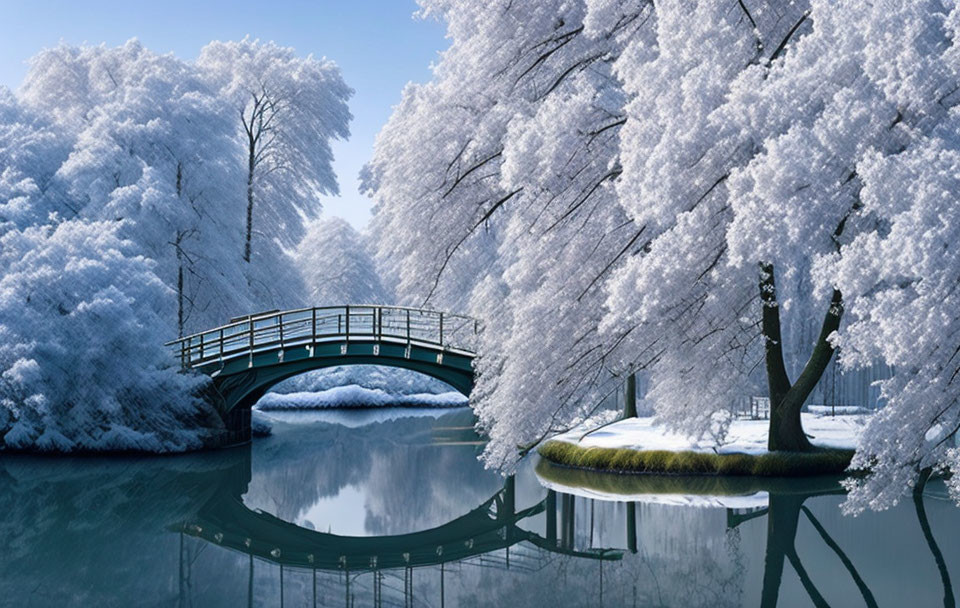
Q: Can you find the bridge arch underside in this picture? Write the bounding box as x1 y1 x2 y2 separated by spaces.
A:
204 339 475 417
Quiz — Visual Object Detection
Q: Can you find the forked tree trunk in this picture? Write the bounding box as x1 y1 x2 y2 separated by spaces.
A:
760 264 844 452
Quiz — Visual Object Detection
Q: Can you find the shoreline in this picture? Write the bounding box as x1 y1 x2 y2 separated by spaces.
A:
537 439 855 477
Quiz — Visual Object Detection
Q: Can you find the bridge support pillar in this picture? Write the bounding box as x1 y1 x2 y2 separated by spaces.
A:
221 405 252 447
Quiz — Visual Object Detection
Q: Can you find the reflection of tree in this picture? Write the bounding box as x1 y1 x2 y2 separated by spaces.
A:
801 505 877 608
759 492 827 608
363 445 501 535
915 472 956 608
0 450 251 607
243 409 499 534
744 487 880 608
242 422 372 520
729 483 955 608
744 479 954 608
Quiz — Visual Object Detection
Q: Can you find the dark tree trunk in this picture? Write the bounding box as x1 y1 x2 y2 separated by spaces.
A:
760 264 844 452
174 162 185 339
623 372 637 418
177 250 184 338
244 134 255 264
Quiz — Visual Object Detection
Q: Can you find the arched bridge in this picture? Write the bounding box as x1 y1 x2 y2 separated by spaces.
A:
166 305 477 444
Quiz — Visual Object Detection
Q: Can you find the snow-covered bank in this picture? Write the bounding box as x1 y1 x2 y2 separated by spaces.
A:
251 410 273 437
255 406 469 429
256 385 468 410
269 365 459 396
551 413 867 455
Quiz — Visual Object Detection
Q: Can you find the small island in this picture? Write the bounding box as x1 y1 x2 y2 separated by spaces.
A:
539 412 862 477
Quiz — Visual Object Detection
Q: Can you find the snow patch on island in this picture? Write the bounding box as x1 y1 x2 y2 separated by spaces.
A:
551 413 867 455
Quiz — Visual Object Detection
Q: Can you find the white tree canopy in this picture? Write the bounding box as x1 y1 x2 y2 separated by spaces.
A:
296 216 391 306
0 39 353 452
197 38 353 258
367 0 960 511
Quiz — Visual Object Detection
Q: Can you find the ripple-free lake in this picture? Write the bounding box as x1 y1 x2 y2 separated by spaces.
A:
1 408 956 607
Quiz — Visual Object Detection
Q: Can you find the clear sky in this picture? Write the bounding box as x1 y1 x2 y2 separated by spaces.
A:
0 0 448 229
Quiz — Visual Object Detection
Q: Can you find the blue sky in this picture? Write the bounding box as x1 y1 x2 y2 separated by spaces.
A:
0 0 448 229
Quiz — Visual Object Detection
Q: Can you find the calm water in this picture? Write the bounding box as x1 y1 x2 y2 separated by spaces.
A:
1 408 958 607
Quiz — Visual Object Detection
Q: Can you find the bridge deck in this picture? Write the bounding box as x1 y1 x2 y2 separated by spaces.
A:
167 305 478 369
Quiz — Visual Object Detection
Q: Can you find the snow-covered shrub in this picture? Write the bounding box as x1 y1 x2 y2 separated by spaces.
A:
0 219 219 451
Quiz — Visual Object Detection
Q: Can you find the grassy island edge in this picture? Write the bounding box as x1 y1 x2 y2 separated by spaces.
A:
537 440 855 477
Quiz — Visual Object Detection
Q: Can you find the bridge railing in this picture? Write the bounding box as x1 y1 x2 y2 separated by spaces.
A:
166 305 478 369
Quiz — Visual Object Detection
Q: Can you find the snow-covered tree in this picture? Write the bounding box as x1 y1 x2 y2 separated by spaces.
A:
368 0 960 510
19 41 255 335
197 38 353 264
0 39 354 452
365 0 649 468
296 216 390 305
0 219 218 451
0 89 71 231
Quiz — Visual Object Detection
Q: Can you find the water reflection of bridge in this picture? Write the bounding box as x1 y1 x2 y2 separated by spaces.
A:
175 457 622 607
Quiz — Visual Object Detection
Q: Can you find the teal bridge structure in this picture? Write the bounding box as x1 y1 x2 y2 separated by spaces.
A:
167 305 478 444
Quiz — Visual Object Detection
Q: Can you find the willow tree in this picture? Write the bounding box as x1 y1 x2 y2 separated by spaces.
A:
368 0 960 511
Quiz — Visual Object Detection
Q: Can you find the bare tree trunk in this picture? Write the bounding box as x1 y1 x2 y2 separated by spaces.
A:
761 264 844 452
177 243 185 338
175 162 186 339
244 132 255 264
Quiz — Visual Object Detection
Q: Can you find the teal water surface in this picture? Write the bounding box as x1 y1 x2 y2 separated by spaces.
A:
0 408 958 607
